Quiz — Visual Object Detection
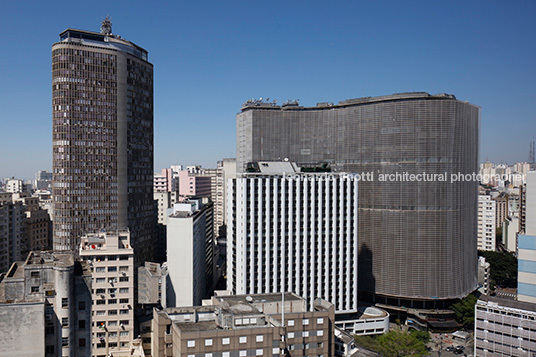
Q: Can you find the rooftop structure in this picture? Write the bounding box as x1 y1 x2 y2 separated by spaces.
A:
151 292 335 357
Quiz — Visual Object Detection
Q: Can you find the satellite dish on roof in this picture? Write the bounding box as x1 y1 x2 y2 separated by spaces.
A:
246 296 253 302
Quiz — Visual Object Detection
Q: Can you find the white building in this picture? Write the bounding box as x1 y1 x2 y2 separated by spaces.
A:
478 256 491 295
79 230 135 357
478 194 496 251
165 199 214 308
227 162 359 318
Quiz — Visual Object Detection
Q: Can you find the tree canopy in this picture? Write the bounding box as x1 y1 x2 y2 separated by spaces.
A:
478 250 517 289
354 329 430 357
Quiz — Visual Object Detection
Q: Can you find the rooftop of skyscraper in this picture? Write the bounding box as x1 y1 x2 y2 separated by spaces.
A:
241 92 461 111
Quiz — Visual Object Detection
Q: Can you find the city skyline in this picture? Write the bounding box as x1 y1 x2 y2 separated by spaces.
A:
1 0 536 178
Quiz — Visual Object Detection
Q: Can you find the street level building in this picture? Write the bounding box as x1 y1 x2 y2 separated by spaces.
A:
151 292 335 357
79 230 135 356
52 19 155 262
236 92 479 306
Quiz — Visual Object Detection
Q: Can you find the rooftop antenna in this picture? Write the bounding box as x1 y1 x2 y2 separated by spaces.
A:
529 138 536 164
100 15 112 35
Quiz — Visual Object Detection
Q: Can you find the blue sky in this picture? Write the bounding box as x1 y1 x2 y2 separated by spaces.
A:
1 0 535 178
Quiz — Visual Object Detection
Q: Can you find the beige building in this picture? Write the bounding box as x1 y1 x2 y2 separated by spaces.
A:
151 292 335 357
138 261 163 305
79 230 135 357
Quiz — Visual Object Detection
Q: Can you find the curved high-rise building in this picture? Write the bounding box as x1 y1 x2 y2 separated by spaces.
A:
52 21 155 262
236 92 480 304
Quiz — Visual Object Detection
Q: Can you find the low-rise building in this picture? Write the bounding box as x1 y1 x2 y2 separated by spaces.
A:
151 292 335 357
335 306 390 336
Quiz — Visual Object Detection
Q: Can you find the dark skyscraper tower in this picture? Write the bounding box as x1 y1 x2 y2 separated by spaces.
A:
236 92 480 306
52 19 155 262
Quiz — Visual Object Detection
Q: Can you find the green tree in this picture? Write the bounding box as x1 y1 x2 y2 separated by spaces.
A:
377 329 430 357
450 294 478 327
354 329 430 357
410 329 431 344
478 250 517 288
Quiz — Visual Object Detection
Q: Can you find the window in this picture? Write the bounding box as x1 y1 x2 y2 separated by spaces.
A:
317 318 324 324
119 277 129 282
96 267 105 273
272 348 279 354
205 354 213 357
78 301 86 311
222 337 230 345
119 298 129 304
62 317 69 327
223 353 230 357
239 336 247 343
96 278 105 283
62 337 69 347
78 338 86 348
120 320 129 326
119 255 129 260
205 339 213 346
62 298 69 308
303 331 309 337
108 310 118 315
120 331 129 337
119 266 129 271
187 340 195 348
31 286 39 293
45 345 54 354
96 288 105 294
108 342 118 348
240 351 247 357
31 271 39 278
78 320 86 329
119 288 129 293
256 349 263 355
317 330 323 336
96 300 105 305
288 332 295 338
256 335 264 342
108 266 117 272
303 318 309 325
108 299 117 304
108 288 117 294
287 319 295 326
108 321 118 326
96 311 105 316
120 309 129 315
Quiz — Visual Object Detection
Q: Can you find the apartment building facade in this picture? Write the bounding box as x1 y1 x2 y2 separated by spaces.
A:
79 230 135 356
